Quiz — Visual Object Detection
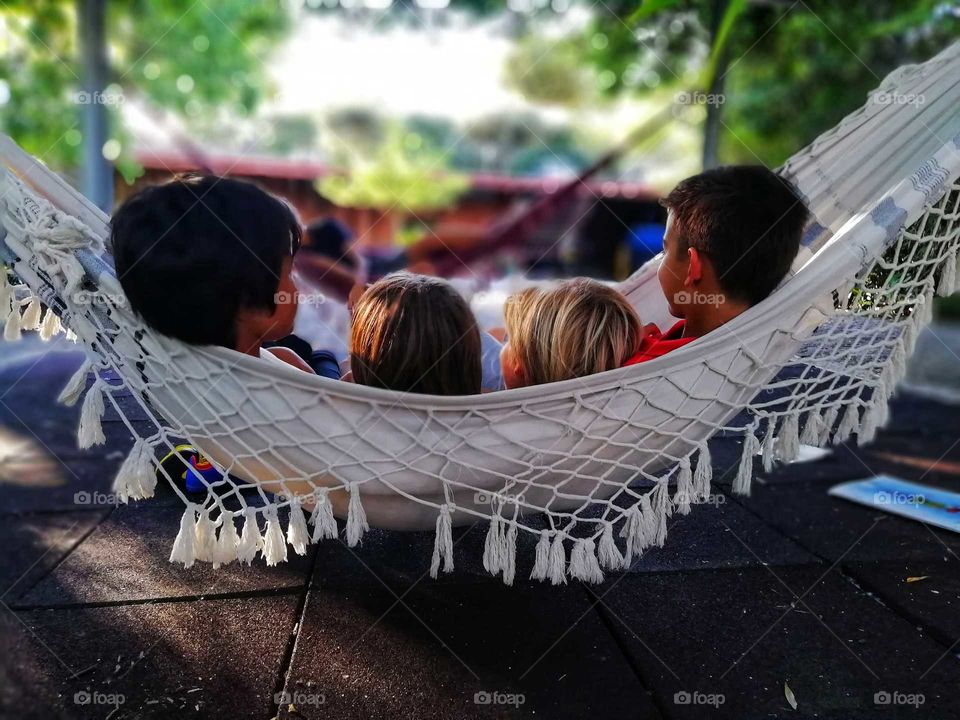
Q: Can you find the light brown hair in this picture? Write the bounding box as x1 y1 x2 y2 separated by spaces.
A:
350 272 482 396
503 278 642 386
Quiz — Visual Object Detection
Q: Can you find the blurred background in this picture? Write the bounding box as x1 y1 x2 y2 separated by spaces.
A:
1 0 959 292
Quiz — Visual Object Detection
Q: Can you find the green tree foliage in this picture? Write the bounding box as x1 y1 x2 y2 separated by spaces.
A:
453 0 960 166
0 0 291 177
593 0 960 165
317 125 469 211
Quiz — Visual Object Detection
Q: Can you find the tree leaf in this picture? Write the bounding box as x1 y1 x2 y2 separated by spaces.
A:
784 681 798 710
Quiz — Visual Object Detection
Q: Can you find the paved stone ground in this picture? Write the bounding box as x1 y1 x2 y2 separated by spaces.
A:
0 336 958 720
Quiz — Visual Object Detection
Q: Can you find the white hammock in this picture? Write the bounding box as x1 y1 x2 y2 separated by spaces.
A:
2 42 959 585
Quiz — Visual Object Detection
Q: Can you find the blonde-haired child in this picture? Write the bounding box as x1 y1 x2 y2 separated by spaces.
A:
500 278 642 388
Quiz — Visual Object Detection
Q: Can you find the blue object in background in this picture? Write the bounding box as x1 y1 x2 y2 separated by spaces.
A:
627 222 666 268
480 331 505 392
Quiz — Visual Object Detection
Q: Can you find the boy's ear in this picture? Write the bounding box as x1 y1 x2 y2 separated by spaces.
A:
685 247 705 286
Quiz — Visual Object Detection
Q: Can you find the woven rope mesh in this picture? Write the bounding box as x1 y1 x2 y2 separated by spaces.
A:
1 41 959 583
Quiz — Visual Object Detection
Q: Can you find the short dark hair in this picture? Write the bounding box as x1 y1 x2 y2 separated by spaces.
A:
663 165 809 305
350 273 481 396
305 217 356 267
111 175 301 348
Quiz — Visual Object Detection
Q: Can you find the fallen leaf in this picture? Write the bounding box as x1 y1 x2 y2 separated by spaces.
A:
784 681 798 710
906 576 930 583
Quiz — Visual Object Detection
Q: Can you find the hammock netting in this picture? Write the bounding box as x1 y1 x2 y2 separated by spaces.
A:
1 43 959 585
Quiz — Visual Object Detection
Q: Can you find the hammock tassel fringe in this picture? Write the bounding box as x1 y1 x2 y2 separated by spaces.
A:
529 529 551 581
169 504 198 569
286 495 310 556
237 508 264 565
346 483 369 547
263 508 288 566
309 488 338 543
77 378 106 449
112 438 157 502
430 504 454 579
568 539 604 584
734 425 760 496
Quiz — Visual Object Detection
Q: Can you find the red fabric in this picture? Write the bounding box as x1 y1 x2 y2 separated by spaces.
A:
624 321 698 365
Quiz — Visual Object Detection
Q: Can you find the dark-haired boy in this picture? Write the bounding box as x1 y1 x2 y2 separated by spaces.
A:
625 165 809 365
111 175 338 377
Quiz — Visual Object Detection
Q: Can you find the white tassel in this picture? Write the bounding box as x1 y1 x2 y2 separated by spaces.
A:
286 496 310 556
39 309 61 341
237 508 264 565
429 504 454 579
547 533 567 585
345 483 368 547
65 328 77 342
262 508 288 566
308 488 338 542
694 443 712 501
529 529 551 581
582 539 603 583
902 318 919 357
819 405 839 446
4 303 21 341
597 523 624 571
214 511 240 568
639 493 658 549
77 379 106 449
776 411 800 462
859 395 887 445
800 408 823 446
568 539 604 584
482 514 503 575
889 340 908 386
111 440 142 503
0 273 10 323
622 504 644 566
834 403 860 444
651 481 670 547
921 290 934 325
501 520 518 586
673 456 694 515
21 297 41 330
761 418 777 472
875 392 891 429
734 425 760 496
111 439 156 502
137 444 158 498
194 510 217 563
937 249 957 297
169 504 198 568
58 359 92 406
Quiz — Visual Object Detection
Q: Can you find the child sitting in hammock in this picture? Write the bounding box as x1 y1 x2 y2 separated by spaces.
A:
626 165 809 364
499 278 642 388
110 175 339 377
347 272 483 395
